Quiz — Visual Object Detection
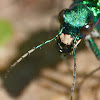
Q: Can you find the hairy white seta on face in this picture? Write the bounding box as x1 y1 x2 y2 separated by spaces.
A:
60 33 73 45
60 33 81 50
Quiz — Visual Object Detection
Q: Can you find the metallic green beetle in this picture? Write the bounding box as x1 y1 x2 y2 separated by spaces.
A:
5 0 100 100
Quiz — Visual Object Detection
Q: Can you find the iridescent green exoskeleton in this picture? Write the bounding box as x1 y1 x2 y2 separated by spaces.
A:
5 0 100 100
57 0 100 100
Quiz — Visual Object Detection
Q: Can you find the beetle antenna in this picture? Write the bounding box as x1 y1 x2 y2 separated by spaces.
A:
71 39 77 100
5 27 65 78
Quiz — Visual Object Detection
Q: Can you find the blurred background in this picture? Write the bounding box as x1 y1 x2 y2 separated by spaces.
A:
0 0 100 100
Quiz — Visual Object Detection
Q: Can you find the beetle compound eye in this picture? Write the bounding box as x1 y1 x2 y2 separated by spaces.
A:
80 19 94 35
58 9 67 24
